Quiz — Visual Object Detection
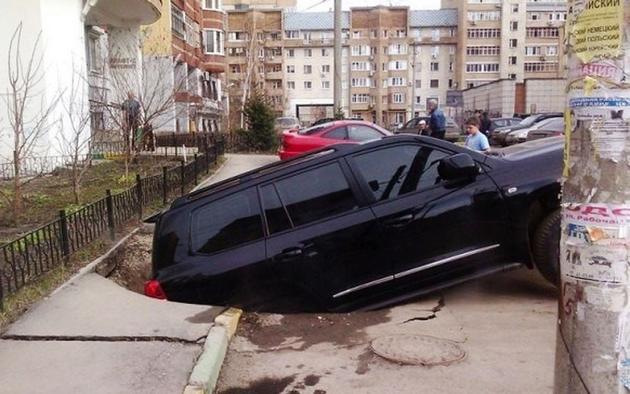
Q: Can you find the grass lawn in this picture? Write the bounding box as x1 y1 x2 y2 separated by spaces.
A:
0 154 207 243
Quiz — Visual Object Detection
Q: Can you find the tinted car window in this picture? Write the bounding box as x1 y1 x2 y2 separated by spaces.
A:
261 184 292 234
353 144 450 201
275 162 358 226
348 125 384 141
191 188 263 254
323 126 348 140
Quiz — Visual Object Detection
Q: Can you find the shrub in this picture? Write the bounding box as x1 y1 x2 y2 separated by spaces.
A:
241 93 277 151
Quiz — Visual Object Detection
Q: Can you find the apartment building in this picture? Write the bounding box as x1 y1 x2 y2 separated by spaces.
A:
225 6 458 128
143 0 226 134
0 0 161 159
443 0 566 89
223 0 296 10
283 12 350 124
225 9 286 126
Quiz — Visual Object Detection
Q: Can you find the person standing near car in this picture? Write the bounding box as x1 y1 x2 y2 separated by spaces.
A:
417 119 430 136
427 99 446 139
480 111 492 137
464 116 490 152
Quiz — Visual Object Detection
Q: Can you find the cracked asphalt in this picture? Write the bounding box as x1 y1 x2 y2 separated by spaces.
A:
216 267 557 394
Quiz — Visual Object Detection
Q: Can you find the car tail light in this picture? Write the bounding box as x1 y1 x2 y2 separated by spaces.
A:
144 280 167 300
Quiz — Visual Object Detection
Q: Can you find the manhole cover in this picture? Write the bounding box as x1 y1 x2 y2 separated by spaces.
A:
370 334 466 366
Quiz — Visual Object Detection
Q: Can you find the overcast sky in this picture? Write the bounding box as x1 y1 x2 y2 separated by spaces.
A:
295 0 441 12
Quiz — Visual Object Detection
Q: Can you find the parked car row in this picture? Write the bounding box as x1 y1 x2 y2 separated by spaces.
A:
490 113 563 146
395 116 464 142
146 135 563 312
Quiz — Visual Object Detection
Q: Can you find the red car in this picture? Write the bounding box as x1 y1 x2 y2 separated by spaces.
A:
278 120 392 160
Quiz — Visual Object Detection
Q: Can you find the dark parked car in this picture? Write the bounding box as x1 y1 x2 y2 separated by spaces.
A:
527 119 566 141
397 116 463 142
490 113 563 146
489 117 522 132
146 135 562 312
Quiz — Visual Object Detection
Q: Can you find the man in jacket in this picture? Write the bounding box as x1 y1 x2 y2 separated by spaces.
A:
427 99 446 139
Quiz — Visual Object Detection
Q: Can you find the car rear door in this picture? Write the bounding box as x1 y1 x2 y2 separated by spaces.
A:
261 160 390 310
347 141 510 290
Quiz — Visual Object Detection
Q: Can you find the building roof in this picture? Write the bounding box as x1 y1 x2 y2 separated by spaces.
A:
283 11 350 30
409 9 457 27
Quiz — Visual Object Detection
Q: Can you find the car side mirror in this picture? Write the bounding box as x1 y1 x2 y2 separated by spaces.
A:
438 153 479 181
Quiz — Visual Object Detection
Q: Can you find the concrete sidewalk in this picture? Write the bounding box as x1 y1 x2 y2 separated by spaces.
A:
0 154 276 394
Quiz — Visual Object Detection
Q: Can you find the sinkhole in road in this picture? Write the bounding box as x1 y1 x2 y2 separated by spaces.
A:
369 334 466 366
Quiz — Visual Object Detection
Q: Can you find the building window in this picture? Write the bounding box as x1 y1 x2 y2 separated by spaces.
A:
304 81 312 89
322 48 329 56
449 62 453 72
230 64 240 73
286 30 299 39
171 5 186 40
526 27 560 38
287 65 295 73
430 62 439 71
322 81 330 89
396 29 406 38
430 79 439 88
525 62 559 73
512 3 519 12
389 77 405 87
547 46 558 56
510 21 518 31
203 0 222 10
431 29 440 41
415 96 422 104
509 39 518 48
466 45 500 56
389 61 407 71
352 61 369 71
305 49 312 57
388 44 407 55
270 80 282 89
87 33 102 72
351 94 370 103
525 46 542 55
510 56 517 65
448 79 453 88
304 65 312 74
392 93 404 104
465 63 500 72
351 45 369 56
287 81 295 89
467 28 501 39
415 80 421 88
322 65 331 73
287 49 294 57
203 29 224 55
303 32 312 41
467 11 501 21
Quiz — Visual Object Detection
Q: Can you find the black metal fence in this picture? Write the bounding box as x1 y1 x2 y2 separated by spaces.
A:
0 155 92 181
0 140 224 310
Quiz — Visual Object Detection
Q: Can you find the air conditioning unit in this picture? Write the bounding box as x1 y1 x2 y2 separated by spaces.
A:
369 71 374 77
539 55 546 61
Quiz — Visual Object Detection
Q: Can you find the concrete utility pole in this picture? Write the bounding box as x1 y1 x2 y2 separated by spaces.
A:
333 0 342 114
555 0 630 392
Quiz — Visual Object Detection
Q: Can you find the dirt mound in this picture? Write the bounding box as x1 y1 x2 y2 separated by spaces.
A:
103 229 153 294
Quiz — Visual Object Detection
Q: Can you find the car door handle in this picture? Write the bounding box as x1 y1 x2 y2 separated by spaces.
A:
278 247 303 260
383 213 414 228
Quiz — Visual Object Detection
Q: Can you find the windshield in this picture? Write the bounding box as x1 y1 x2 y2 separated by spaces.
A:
298 124 331 135
519 115 539 127
276 118 298 126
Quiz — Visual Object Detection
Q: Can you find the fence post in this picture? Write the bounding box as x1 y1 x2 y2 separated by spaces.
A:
136 173 143 220
214 144 218 165
180 161 185 196
59 210 70 262
105 190 115 241
194 154 198 185
162 166 168 205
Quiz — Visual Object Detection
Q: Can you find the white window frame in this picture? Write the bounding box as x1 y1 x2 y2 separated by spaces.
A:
203 29 224 55
203 0 222 10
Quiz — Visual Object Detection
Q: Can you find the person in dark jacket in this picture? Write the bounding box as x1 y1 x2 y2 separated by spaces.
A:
480 111 492 137
427 99 446 140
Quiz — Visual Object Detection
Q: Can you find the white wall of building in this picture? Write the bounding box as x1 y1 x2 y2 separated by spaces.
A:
525 78 566 114
462 79 516 118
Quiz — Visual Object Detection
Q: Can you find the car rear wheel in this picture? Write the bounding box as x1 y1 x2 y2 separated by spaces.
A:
532 209 561 286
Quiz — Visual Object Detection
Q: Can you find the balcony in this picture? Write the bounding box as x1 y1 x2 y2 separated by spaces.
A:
82 0 161 27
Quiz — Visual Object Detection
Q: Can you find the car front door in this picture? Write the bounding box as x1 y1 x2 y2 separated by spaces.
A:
261 160 390 310
348 141 510 291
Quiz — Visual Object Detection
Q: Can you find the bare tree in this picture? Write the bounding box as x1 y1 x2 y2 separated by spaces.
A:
1 23 62 222
56 65 92 205
91 40 187 177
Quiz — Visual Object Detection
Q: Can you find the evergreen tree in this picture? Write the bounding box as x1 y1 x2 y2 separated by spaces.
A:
239 92 277 151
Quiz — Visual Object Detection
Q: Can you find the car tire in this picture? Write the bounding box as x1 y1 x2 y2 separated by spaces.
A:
532 209 561 286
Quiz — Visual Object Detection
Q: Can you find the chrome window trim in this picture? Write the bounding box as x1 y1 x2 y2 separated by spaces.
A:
332 244 500 299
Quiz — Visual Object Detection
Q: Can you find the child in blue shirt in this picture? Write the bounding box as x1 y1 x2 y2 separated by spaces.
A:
464 116 490 152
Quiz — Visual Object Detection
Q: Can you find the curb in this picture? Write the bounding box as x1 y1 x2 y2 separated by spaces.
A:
183 307 243 394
